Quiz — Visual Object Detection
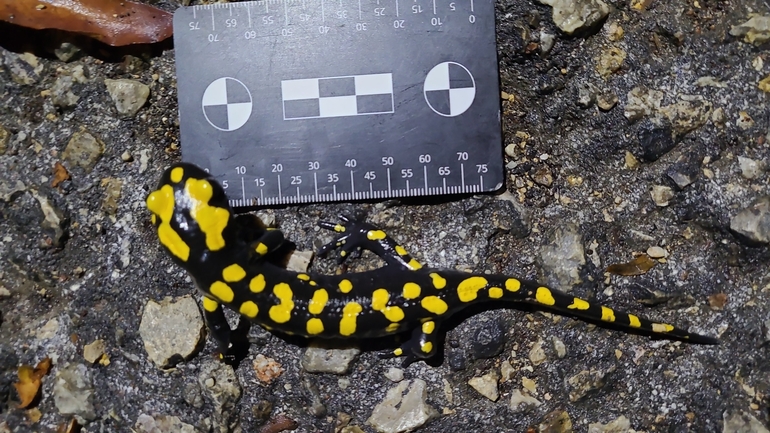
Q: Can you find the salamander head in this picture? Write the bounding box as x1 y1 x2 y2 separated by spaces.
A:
146 163 235 267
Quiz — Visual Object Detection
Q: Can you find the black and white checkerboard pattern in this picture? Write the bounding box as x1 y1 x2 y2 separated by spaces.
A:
281 73 394 120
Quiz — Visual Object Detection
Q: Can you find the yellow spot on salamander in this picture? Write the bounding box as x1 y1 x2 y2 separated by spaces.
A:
422 321 435 334
157 222 190 262
421 296 448 315
567 298 590 310
255 243 268 256
151 214 156 225
250 274 266 293
457 276 488 303
239 301 258 318
334 224 345 232
429 273 447 289
652 323 674 333
339 302 363 336
386 323 401 333
535 287 556 306
147 185 191 261
297 273 311 281
407 259 422 270
367 230 387 240
308 289 329 315
202 297 218 312
306 318 324 335
601 306 615 322
222 264 246 282
210 281 234 303
403 282 421 299
395 245 408 256
421 342 433 353
269 283 294 324
505 278 521 292
393 348 403 356
186 178 230 251
339 279 353 294
372 289 405 322
170 167 184 183
488 287 503 299
628 314 642 328
372 289 389 311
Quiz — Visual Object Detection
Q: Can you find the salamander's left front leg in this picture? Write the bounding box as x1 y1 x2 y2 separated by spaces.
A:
318 214 423 271
201 297 233 360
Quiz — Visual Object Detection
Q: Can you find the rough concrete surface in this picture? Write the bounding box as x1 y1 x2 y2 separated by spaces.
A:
0 0 769 432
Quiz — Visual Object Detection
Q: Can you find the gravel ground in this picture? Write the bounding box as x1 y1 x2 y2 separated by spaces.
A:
1 0 769 432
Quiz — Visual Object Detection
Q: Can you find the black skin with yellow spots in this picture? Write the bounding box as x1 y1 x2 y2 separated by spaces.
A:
146 163 718 366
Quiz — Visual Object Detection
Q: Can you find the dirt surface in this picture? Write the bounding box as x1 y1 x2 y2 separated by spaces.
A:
1 0 769 432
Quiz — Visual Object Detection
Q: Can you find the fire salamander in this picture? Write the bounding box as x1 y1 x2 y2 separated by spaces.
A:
146 163 718 365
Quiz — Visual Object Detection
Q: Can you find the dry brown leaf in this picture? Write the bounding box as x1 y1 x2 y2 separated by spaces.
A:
57 418 81 433
52 161 70 187
0 0 172 46
606 254 657 276
13 357 52 408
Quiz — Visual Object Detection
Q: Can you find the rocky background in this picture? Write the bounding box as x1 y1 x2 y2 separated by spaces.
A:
1 0 769 432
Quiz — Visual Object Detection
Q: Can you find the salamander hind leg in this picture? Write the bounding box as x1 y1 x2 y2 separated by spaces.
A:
318 214 423 271
381 320 440 367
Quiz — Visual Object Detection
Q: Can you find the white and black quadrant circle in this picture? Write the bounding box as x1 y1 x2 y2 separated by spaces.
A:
423 62 476 117
201 77 253 131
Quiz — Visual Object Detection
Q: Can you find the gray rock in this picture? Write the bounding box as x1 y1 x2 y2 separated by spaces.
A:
62 130 105 172
540 31 556 54
625 87 664 122
659 94 712 137
54 43 82 62
588 415 631 433
3 52 44 85
568 368 608 402
638 122 675 162
666 169 696 189
367 379 438 433
538 409 573 433
730 16 770 45
198 361 242 433
0 124 8 155
104 78 150 117
538 223 585 291
509 389 541 413
384 367 404 382
537 0 609 35
596 92 618 111
139 296 205 368
83 339 106 364
135 414 196 433
301 345 360 374
50 75 79 108
468 370 500 401
738 156 765 180
722 410 770 433
650 185 674 207
552 336 567 358
32 191 68 247
53 363 96 424
730 197 770 245
528 339 547 366
577 83 596 108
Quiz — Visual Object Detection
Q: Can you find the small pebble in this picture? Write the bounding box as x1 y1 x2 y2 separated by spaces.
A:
121 151 134 162
384 367 404 382
650 185 674 207
646 246 667 258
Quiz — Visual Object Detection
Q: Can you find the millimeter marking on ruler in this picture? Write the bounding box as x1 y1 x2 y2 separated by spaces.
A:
174 0 503 208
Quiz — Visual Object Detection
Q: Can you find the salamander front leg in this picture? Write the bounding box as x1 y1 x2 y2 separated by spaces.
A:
318 214 423 271
202 297 233 361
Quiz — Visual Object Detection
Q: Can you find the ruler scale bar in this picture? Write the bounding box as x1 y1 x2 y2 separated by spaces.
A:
175 0 502 207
